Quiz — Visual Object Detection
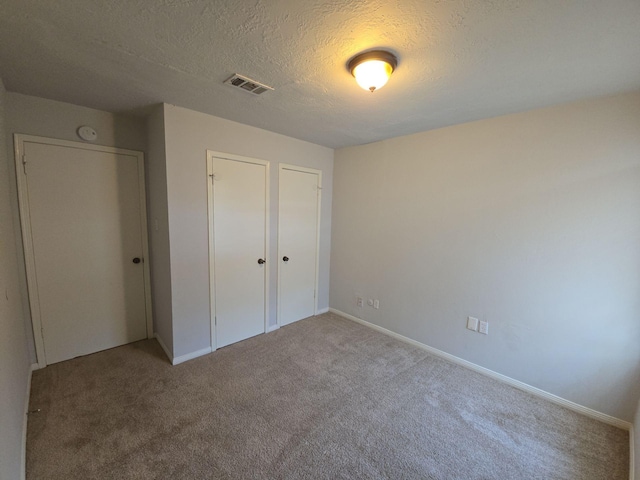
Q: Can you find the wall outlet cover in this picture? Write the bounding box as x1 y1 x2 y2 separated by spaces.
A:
467 316 479 331
479 320 489 335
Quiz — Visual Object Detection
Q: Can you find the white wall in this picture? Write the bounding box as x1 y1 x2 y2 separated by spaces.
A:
5 93 147 363
0 81 32 480
146 105 173 355
6 93 146 152
331 92 640 421
162 104 333 358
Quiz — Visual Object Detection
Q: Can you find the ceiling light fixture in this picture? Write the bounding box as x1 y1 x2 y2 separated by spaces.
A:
348 50 398 93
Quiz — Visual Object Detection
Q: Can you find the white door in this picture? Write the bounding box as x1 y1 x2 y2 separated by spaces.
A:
208 153 268 348
278 165 321 326
16 136 150 366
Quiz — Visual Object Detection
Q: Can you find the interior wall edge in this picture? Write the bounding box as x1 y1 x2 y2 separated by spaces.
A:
146 103 174 355
154 332 173 365
171 346 213 366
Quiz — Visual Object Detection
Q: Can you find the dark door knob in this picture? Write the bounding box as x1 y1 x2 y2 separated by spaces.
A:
257 258 266 265
283 256 289 262
132 257 141 264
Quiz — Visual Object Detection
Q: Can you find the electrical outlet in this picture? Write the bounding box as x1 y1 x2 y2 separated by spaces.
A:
367 299 374 307
467 316 478 331
373 299 379 309
479 320 489 335
356 297 363 308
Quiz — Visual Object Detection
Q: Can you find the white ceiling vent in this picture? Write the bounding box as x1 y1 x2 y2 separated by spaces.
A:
224 74 274 95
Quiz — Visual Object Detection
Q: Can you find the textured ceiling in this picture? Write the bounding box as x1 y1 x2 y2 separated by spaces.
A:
0 0 639 148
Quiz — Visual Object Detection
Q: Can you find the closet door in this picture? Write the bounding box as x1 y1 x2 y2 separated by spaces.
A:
15 136 151 366
208 153 268 348
278 165 321 326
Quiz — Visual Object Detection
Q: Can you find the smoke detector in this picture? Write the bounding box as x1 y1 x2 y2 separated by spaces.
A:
224 74 274 95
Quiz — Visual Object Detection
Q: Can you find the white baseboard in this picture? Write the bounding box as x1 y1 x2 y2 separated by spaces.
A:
22 363 36 480
154 333 173 364
154 333 212 365
329 308 632 431
172 346 212 365
267 324 280 333
316 307 329 315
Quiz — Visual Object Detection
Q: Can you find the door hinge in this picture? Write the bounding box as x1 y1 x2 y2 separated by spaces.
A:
22 155 27 175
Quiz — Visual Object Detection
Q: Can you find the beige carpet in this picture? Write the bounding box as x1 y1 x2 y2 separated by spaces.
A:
27 312 628 479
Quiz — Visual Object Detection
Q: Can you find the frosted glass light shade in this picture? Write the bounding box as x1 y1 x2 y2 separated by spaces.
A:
348 50 398 93
353 60 393 92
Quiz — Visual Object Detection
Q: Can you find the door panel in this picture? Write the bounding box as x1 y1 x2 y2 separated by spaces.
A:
279 167 320 326
212 157 267 348
24 141 147 364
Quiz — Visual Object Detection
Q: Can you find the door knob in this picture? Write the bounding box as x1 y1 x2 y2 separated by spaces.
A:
283 256 289 262
132 257 141 264
257 258 266 265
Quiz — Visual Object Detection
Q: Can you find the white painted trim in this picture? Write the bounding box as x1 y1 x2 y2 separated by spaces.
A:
329 308 632 431
279 164 323 176
206 151 270 351
264 160 271 340
630 426 635 480
21 364 36 480
276 163 322 327
15 136 47 368
316 307 329 315
154 333 173 364
155 332 212 365
206 154 217 352
13 134 152 367
267 324 280 333
136 154 154 339
172 347 212 366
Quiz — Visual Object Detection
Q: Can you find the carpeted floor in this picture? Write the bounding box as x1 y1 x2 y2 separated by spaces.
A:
27 312 629 479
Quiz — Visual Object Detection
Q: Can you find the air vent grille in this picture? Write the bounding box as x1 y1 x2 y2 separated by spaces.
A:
224 74 274 95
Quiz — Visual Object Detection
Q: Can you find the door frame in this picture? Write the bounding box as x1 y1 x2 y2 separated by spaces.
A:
276 163 322 329
206 151 270 351
14 134 153 368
